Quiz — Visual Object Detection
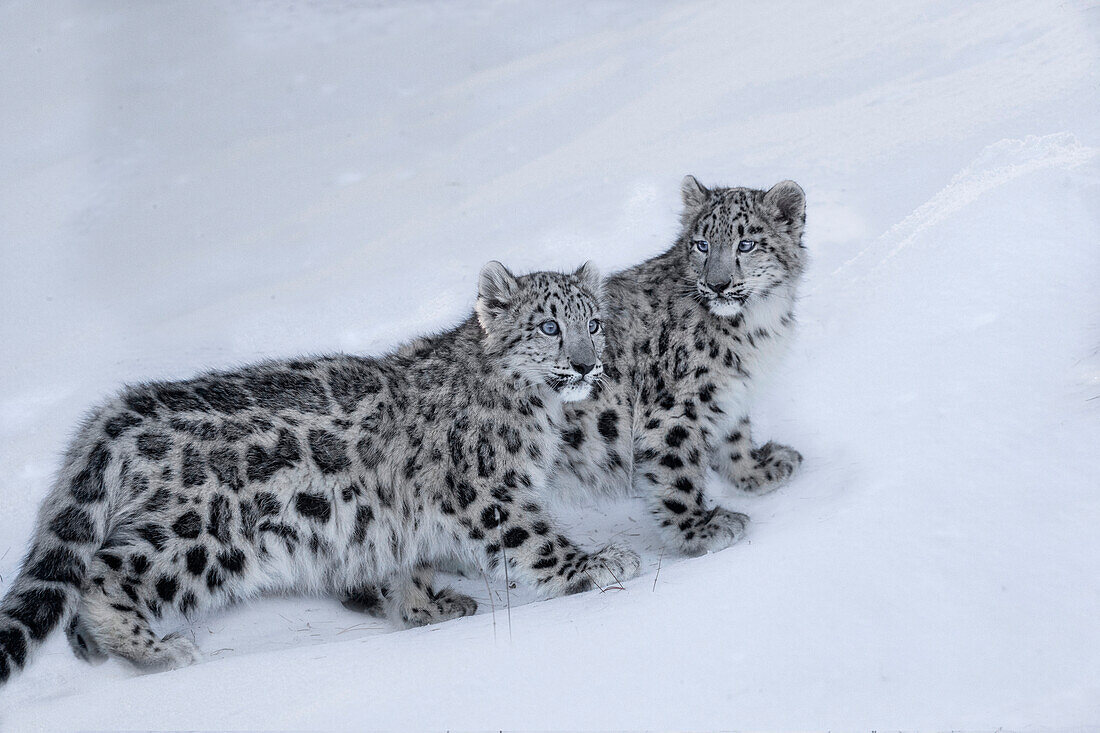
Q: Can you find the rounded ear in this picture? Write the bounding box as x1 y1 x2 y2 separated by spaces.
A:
681 174 709 210
572 261 601 293
762 180 806 233
476 261 519 329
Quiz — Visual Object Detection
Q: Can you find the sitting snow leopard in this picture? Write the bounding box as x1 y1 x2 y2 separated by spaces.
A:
0 262 639 682
548 176 808 555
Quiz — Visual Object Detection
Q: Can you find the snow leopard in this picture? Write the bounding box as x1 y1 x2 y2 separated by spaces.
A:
548 176 807 555
0 262 640 682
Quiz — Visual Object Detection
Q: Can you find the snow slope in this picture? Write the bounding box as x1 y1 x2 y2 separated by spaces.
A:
1 0 1098 728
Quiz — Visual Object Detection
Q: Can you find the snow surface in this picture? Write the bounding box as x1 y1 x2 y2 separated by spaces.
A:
1 0 1098 729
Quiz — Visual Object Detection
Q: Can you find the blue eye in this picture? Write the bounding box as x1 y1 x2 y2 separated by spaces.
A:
588 319 600 334
695 239 709 253
738 240 756 252
540 320 559 336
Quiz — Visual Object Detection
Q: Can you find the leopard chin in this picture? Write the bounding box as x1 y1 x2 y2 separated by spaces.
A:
558 381 594 402
707 298 745 318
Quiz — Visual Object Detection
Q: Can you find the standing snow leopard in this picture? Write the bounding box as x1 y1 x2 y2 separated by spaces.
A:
0 262 640 682
548 176 807 555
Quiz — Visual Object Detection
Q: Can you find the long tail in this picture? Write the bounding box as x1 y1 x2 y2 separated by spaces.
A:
0 419 115 685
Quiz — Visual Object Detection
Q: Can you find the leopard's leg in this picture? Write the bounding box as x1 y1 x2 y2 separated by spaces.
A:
81 549 200 670
392 567 477 628
431 552 477 578
340 582 389 617
711 415 802 495
342 568 477 628
637 407 748 556
65 611 107 664
455 490 641 597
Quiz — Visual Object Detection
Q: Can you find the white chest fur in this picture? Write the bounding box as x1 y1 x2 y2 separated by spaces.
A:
710 286 797 430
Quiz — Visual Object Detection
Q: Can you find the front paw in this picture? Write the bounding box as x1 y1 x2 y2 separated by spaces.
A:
679 507 749 556
579 544 641 589
728 442 802 495
401 588 478 627
753 441 802 484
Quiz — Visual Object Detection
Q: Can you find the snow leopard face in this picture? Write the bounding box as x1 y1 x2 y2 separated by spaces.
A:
679 176 806 318
475 261 605 402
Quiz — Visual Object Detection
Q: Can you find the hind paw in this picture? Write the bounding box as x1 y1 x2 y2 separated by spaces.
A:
66 614 108 665
153 633 202 670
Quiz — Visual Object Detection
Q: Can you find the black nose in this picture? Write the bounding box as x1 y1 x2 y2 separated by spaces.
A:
707 279 731 294
571 361 595 376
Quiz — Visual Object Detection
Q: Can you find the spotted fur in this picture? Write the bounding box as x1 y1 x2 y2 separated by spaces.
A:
550 176 808 555
0 262 640 681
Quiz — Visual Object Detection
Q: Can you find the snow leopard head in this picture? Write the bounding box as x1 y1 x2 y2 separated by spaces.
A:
476 261 605 402
679 175 806 318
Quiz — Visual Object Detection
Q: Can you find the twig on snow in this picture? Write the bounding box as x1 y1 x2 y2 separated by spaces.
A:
496 514 512 643
478 561 497 644
335 622 372 635
652 549 664 592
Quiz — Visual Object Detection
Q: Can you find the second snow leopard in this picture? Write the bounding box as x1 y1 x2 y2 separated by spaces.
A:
550 176 808 555
0 262 639 682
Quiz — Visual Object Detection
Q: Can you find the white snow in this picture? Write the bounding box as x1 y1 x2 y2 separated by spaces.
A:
1 0 1098 728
